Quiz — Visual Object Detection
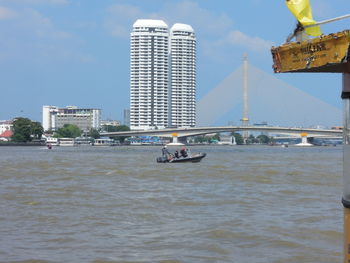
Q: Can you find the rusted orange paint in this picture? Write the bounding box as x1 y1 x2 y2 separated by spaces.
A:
271 30 350 73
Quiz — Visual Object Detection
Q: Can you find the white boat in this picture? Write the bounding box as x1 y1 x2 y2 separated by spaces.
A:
130 141 142 145
217 135 236 145
59 138 76 146
295 142 314 147
166 142 185 146
46 137 59 146
93 138 116 146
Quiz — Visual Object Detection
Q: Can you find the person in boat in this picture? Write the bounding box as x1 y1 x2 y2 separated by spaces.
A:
162 145 171 157
180 147 188 158
174 150 179 159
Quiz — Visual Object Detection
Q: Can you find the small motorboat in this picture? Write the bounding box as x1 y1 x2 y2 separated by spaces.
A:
157 152 206 163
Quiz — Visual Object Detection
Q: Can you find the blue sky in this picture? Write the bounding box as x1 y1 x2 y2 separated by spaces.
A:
0 0 348 125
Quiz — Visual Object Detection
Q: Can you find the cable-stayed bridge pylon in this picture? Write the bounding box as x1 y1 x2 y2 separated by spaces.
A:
196 61 341 127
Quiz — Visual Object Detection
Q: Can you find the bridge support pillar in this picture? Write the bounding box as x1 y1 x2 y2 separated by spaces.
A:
301 136 308 144
170 134 187 145
342 73 350 263
172 136 179 144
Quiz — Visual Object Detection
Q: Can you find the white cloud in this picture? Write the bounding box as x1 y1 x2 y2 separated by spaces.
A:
104 1 273 57
166 2 273 54
105 4 144 38
161 1 233 36
105 1 234 39
0 0 69 5
108 4 143 19
224 30 274 52
110 24 129 38
0 6 17 20
0 7 92 63
44 0 69 4
26 8 52 28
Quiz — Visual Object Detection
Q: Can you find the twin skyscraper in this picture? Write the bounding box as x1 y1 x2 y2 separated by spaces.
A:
130 19 196 130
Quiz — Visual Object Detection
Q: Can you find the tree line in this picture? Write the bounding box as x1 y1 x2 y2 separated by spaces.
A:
192 133 273 145
11 117 44 142
9 117 273 145
9 117 130 143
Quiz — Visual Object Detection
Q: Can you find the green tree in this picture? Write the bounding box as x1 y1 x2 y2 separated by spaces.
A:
232 132 244 145
246 134 257 144
88 128 100 139
12 117 44 142
102 125 130 132
12 117 32 142
194 136 208 143
115 125 130 132
102 125 118 133
212 133 220 141
257 134 271 144
55 124 82 138
105 125 130 143
31 121 44 140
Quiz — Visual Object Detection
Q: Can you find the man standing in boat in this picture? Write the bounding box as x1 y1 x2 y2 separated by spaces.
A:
162 145 172 159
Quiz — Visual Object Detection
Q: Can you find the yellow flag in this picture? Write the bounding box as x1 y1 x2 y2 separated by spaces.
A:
285 0 322 36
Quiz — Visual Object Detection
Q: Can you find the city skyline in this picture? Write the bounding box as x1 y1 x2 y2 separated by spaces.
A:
0 0 348 126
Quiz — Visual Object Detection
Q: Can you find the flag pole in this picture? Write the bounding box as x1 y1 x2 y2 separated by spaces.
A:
304 14 350 28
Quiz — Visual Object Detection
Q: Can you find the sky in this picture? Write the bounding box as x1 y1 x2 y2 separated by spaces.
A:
0 0 349 126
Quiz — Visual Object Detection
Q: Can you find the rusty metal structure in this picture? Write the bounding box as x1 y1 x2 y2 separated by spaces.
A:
271 29 350 263
272 30 350 73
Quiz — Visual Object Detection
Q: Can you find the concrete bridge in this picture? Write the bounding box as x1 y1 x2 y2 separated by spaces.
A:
100 126 342 139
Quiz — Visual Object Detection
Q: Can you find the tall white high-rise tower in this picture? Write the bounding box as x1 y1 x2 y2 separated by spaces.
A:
130 19 169 130
169 23 196 128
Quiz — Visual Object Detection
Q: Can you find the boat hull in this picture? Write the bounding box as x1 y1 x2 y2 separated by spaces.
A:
157 153 206 163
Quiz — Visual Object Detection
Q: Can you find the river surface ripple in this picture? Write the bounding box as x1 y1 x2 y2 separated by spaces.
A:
0 145 343 263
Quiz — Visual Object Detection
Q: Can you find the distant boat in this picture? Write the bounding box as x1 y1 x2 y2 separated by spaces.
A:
217 136 236 145
93 138 116 146
130 141 142 145
166 142 185 146
59 138 76 147
295 142 313 147
46 137 58 146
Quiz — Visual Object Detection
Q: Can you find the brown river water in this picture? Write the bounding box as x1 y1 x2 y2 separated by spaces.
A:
0 145 343 263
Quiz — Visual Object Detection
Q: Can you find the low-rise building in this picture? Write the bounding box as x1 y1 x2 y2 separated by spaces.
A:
0 130 13 141
100 120 121 127
0 120 13 134
42 105 101 132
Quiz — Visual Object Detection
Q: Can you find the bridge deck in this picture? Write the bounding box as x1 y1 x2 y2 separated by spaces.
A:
101 126 342 138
